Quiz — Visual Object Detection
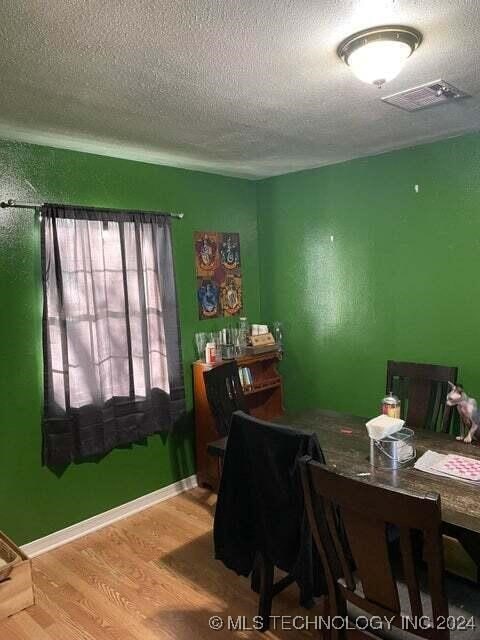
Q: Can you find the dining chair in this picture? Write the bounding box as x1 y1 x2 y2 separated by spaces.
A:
203 361 249 437
386 361 458 433
300 457 480 639
214 411 326 632
387 363 480 593
203 361 249 487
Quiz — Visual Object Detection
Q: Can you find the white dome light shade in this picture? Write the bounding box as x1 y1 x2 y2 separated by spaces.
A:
347 39 412 86
338 26 422 88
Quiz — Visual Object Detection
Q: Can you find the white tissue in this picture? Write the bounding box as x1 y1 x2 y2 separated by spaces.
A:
365 415 405 441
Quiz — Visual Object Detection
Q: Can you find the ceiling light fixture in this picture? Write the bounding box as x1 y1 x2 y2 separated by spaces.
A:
337 25 422 88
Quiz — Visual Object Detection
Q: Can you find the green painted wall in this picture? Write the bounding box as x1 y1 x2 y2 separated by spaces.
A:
3 132 480 545
0 140 260 544
257 133 480 419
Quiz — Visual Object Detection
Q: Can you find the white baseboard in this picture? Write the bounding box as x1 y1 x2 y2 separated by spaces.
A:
21 474 198 558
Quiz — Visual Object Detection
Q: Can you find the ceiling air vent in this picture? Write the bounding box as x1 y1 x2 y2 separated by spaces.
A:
381 80 469 112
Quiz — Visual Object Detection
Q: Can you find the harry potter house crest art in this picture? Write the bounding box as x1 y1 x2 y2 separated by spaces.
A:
195 231 243 319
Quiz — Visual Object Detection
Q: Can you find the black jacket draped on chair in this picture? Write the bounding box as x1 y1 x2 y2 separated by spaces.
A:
214 411 327 604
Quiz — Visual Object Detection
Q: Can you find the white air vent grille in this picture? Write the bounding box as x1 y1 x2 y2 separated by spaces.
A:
382 80 469 112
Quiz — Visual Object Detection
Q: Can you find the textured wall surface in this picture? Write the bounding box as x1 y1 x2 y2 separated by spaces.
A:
0 140 260 544
1 1 479 178
3 131 480 545
257 132 480 418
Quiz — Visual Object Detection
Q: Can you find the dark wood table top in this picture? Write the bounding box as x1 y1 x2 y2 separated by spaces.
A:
275 409 480 535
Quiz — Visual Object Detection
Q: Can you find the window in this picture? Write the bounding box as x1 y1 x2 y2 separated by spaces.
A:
41 204 185 466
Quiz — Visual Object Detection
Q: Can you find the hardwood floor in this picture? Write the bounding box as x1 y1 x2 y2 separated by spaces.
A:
0 489 317 639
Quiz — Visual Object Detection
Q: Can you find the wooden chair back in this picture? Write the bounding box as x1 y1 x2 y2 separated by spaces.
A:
300 457 449 640
386 360 458 433
203 362 248 436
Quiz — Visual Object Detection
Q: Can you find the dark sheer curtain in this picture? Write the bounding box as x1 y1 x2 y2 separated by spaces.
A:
41 204 185 467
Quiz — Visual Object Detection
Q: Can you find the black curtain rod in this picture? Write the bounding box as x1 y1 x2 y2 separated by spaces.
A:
0 199 184 219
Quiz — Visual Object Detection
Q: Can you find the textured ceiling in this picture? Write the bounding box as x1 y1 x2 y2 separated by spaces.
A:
0 0 479 179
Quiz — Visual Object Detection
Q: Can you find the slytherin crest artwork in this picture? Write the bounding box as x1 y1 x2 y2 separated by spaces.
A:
194 231 242 319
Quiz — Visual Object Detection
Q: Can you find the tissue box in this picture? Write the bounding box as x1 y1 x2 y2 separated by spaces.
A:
366 414 404 440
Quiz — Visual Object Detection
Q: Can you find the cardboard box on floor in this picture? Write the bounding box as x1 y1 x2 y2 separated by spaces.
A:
0 530 34 620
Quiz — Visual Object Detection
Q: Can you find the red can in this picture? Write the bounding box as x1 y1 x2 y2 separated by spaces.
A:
205 342 216 365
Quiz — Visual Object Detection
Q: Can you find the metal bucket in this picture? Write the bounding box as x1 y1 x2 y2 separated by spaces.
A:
370 427 416 469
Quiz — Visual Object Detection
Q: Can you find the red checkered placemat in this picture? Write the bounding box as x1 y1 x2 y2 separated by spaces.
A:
432 454 480 482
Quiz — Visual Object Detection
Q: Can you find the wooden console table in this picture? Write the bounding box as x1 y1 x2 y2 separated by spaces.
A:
193 350 284 488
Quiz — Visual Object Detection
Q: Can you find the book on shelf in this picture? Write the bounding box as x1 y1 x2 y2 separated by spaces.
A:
239 366 253 389
238 367 245 388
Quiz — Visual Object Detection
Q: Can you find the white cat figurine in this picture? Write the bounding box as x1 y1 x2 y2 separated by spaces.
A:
446 382 480 444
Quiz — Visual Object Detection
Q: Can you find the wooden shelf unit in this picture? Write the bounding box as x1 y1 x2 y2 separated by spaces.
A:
193 350 284 489
244 378 281 395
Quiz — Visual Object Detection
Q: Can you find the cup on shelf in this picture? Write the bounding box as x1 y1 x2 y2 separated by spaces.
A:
221 344 235 360
272 321 283 348
205 342 216 364
238 317 249 350
194 332 208 361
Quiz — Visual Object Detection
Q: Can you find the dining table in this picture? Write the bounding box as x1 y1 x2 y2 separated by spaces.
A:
276 408 480 571
208 408 480 572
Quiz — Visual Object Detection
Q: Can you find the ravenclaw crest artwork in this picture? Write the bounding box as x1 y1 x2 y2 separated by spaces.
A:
194 231 242 319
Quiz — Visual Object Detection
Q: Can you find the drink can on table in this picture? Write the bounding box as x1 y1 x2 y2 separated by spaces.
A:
381 391 401 419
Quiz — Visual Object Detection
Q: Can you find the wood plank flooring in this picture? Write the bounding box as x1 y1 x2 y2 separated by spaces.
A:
0 489 318 639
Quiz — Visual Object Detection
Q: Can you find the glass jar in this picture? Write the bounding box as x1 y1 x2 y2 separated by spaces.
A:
238 317 249 352
381 391 401 419
194 332 208 361
272 321 283 348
